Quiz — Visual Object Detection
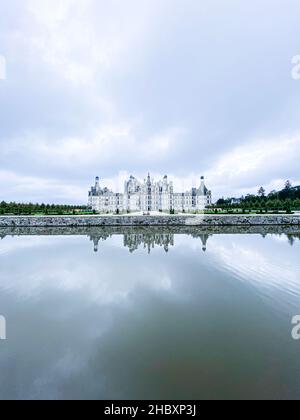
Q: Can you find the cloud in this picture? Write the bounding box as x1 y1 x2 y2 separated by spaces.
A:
26 0 106 85
0 124 183 172
209 235 300 314
206 133 300 197
25 0 158 86
34 125 182 166
1 0 300 202
0 170 86 204
1 130 300 203
0 124 184 203
0 235 174 302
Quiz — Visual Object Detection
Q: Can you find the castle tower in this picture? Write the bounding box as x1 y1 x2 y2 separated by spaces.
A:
93 238 99 253
200 176 205 195
147 173 152 211
95 176 100 194
199 234 209 252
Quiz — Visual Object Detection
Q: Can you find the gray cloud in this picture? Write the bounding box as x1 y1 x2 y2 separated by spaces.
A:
0 0 300 203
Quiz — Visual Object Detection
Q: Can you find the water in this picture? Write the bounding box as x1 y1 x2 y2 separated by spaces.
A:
0 226 300 400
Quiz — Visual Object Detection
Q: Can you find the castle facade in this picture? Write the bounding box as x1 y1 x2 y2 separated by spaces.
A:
88 174 212 213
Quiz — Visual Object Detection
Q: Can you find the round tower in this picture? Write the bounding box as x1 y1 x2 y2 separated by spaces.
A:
95 176 100 193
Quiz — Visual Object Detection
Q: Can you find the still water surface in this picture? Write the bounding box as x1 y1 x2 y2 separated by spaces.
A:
0 227 300 400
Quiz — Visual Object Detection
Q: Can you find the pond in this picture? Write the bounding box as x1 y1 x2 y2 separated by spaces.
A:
0 226 300 400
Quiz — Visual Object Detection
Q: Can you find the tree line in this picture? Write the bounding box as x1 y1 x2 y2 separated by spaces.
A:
0 202 90 215
215 181 300 213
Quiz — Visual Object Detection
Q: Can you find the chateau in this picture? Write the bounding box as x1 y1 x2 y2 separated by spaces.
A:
89 174 212 213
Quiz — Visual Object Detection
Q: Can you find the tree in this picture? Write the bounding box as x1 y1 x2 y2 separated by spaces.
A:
268 190 277 197
274 199 282 212
217 198 226 206
285 180 292 190
258 187 266 197
266 200 274 211
294 199 300 210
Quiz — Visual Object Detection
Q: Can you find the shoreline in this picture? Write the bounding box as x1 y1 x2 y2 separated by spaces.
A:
1 224 300 237
1 214 300 227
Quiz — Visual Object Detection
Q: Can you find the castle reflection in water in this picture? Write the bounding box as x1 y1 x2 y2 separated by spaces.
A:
88 228 300 253
90 232 210 253
1 226 299 255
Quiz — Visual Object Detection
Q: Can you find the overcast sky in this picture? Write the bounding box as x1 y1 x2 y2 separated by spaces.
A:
0 0 300 204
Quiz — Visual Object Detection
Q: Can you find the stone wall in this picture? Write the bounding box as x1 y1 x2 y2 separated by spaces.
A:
0 214 300 227
1 225 300 239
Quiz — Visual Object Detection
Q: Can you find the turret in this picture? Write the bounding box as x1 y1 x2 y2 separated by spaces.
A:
93 238 99 253
95 176 100 193
200 234 209 252
200 176 206 195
